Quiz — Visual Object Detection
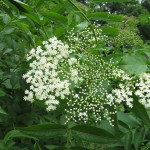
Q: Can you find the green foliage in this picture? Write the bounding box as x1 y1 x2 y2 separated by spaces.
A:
109 29 143 50
0 0 150 150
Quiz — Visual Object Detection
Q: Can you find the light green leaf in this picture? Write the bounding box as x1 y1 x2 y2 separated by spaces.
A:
75 21 89 31
120 53 148 74
3 14 11 24
2 27 15 35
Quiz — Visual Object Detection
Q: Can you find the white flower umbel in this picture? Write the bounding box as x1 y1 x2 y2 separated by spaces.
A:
135 73 150 108
66 25 108 51
65 52 132 125
23 37 81 111
107 83 133 108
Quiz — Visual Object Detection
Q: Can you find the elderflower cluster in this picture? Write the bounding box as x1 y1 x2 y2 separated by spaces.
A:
65 52 131 125
106 72 150 110
23 37 81 111
66 25 107 51
107 83 133 108
135 73 150 108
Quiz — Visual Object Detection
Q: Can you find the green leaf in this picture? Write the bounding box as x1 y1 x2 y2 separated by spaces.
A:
0 106 8 115
41 12 67 26
24 13 42 25
3 14 11 24
9 0 32 12
18 124 67 138
3 0 19 13
71 147 89 150
46 146 89 150
54 27 65 37
0 90 6 97
46 147 65 150
132 99 150 126
133 127 145 150
4 130 37 143
124 131 132 150
75 21 89 31
56 0 78 12
72 125 118 144
2 27 15 35
100 26 119 37
117 112 140 128
88 12 123 22
92 0 131 2
120 53 148 75
45 145 62 150
49 4 63 12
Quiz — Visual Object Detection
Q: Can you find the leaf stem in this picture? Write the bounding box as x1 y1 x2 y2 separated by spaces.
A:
68 0 98 47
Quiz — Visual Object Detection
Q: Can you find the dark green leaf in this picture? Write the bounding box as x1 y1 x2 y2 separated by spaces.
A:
56 0 78 11
3 0 19 13
92 0 131 2
0 90 6 97
4 130 37 143
132 99 150 126
24 13 42 25
72 125 117 144
124 131 132 150
71 147 89 150
49 4 63 12
41 12 67 26
0 106 8 115
133 127 145 150
18 124 67 138
9 0 32 12
88 12 123 22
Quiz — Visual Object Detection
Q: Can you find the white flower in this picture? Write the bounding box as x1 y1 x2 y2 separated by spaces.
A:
24 37 80 111
135 73 150 108
68 58 77 65
71 69 78 76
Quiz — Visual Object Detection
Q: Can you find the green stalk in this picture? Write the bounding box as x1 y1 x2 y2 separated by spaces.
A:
68 0 98 47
